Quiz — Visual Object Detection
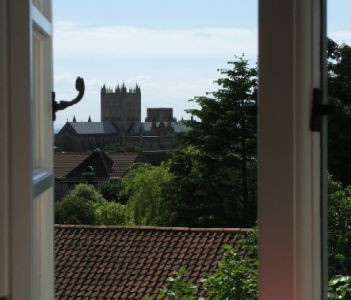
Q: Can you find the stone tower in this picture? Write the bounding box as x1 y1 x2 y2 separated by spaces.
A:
101 83 141 132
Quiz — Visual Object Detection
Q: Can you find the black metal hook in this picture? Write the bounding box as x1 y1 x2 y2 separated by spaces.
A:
311 88 336 132
52 77 85 121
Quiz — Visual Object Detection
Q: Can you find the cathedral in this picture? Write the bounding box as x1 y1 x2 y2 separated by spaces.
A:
55 84 189 152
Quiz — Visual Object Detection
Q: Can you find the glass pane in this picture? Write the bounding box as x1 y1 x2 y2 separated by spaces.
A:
327 0 351 296
32 188 54 300
32 0 51 20
32 30 53 172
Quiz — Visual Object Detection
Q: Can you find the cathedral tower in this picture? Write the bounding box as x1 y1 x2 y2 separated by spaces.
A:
100 83 141 132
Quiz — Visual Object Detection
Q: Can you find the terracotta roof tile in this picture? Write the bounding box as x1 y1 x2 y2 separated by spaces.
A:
54 151 139 181
55 225 249 299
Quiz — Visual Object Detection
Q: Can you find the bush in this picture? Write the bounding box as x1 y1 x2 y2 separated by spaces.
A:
97 180 126 203
328 176 351 276
142 267 202 300
55 183 132 225
67 183 105 202
206 228 258 300
328 275 351 299
55 196 96 225
94 201 132 225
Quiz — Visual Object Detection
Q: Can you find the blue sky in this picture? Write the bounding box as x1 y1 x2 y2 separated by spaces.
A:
53 0 351 128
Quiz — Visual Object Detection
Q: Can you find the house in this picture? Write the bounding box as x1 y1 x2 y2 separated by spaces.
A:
55 225 248 299
54 149 171 199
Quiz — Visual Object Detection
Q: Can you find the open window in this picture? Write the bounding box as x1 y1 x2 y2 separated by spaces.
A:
0 0 327 299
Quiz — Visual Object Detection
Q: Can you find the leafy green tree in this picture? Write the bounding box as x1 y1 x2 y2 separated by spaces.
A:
66 183 105 202
94 201 132 225
97 180 127 204
55 184 104 224
328 275 351 300
328 39 351 185
328 176 351 276
121 164 174 225
206 228 258 300
143 268 202 300
164 56 257 227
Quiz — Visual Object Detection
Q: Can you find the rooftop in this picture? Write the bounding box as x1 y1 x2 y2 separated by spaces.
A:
55 225 248 299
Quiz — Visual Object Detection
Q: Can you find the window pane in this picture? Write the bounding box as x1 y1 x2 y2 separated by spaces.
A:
32 30 53 172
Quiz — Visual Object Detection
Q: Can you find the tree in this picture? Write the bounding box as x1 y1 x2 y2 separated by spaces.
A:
328 39 351 185
94 201 132 225
328 176 351 276
55 184 101 224
55 183 132 225
164 56 257 227
142 268 201 300
97 180 127 204
121 164 174 225
206 228 258 300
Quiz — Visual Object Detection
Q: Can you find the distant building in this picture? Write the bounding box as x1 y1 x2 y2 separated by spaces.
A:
54 148 171 200
55 84 189 151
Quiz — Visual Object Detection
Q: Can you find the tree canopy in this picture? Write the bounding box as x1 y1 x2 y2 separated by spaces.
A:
162 56 257 227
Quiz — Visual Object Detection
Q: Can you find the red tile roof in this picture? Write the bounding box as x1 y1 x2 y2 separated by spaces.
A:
54 153 89 177
107 153 139 178
54 152 139 181
55 225 248 299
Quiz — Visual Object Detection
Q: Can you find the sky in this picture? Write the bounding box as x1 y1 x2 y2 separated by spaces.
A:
53 0 351 129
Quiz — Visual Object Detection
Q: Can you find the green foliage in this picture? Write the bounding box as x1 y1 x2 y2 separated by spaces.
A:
97 180 127 204
328 275 351 300
55 195 96 225
142 267 203 300
206 229 258 300
55 183 132 225
94 201 132 225
328 39 351 185
121 164 174 225
143 230 258 300
164 56 257 227
66 183 105 202
55 184 103 224
328 176 351 276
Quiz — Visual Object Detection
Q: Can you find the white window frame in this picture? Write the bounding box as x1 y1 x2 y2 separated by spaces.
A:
258 0 325 299
0 0 54 299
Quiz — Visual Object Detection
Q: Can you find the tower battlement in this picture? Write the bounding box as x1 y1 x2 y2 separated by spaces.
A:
101 82 141 133
101 83 141 96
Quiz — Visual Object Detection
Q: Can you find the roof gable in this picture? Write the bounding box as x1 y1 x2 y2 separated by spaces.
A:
54 151 140 180
66 149 114 182
55 225 247 299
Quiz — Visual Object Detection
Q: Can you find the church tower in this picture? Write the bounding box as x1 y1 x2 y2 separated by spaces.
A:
100 83 141 133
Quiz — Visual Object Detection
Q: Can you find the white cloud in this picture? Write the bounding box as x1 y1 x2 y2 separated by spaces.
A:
330 31 351 45
54 22 257 59
53 22 257 127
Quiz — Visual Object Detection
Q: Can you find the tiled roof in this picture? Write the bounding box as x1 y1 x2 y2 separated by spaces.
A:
69 121 118 135
55 225 247 300
54 153 89 177
54 151 139 180
107 153 139 178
